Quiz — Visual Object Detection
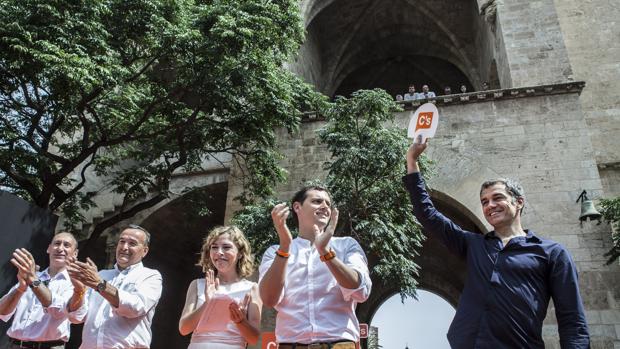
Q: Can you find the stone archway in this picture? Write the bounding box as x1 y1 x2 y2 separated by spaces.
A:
292 0 497 97
138 182 229 349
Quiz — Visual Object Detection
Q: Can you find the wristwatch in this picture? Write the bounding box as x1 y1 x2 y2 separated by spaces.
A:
29 279 42 289
96 279 107 293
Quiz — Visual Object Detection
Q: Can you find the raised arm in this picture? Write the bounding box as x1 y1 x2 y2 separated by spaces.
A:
259 203 293 308
0 278 26 319
11 248 52 307
403 138 475 258
179 272 221 336
406 135 427 174
315 208 362 290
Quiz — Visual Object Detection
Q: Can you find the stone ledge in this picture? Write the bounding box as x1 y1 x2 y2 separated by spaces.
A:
395 81 585 109
301 81 586 121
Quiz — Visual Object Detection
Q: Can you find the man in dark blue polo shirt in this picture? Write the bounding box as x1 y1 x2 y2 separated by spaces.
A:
403 138 590 348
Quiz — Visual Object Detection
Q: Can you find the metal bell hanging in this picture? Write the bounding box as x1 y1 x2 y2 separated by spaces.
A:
576 190 602 223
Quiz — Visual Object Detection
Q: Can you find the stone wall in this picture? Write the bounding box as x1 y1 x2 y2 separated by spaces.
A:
226 88 620 348
496 0 574 87
552 0 620 195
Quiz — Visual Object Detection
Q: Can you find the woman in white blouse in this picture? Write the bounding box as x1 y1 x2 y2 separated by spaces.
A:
179 226 262 349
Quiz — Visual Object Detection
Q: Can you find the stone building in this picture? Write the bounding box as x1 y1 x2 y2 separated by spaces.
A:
71 0 620 348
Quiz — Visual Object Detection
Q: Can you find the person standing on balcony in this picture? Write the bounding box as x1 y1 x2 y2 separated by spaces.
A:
404 84 419 101
418 85 436 99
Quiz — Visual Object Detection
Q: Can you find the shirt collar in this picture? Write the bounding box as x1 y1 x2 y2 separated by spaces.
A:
294 236 313 247
484 229 542 243
38 268 51 281
38 268 70 282
114 261 143 274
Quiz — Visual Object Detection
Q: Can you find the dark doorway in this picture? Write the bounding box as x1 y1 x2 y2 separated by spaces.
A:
142 182 229 349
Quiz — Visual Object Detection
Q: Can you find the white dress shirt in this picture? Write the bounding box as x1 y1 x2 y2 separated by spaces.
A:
0 269 74 342
69 262 162 349
404 92 419 101
259 237 371 344
417 91 436 99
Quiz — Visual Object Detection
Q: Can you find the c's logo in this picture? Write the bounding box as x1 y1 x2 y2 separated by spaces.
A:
416 112 434 131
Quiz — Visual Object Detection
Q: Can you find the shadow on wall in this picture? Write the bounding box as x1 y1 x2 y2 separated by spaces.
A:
0 191 58 348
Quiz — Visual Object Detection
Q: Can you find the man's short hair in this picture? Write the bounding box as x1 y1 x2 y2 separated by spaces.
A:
125 224 151 247
290 185 332 225
53 231 78 248
480 178 525 214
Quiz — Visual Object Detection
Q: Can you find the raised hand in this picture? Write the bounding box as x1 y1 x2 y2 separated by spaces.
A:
229 293 251 325
406 135 429 173
408 134 428 161
66 256 86 292
204 269 220 303
15 272 27 293
67 257 101 288
271 203 293 249
11 248 37 285
315 207 338 255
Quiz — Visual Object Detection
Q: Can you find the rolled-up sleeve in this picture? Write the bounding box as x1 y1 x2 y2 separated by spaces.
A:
0 283 19 322
67 290 90 324
45 281 74 320
113 271 162 319
258 246 286 306
339 238 372 303
258 246 277 282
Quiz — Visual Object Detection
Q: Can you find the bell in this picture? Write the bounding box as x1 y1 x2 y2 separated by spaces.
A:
579 199 602 222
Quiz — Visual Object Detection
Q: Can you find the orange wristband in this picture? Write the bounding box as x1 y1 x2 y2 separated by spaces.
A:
276 249 290 258
320 249 336 262
76 288 86 300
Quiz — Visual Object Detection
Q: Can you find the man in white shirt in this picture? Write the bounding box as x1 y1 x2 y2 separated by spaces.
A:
67 225 162 349
259 186 372 348
403 84 418 101
0 232 78 349
418 84 436 99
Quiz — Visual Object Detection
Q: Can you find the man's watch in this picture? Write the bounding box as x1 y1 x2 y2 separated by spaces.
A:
29 279 42 289
96 279 107 293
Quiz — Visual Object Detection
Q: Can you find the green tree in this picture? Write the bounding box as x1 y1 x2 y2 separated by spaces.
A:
0 0 322 249
601 197 620 264
234 89 432 298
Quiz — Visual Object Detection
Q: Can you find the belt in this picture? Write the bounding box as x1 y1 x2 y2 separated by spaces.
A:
278 341 356 349
9 338 65 349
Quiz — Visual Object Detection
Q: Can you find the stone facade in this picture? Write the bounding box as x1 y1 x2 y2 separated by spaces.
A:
224 84 620 347
69 0 619 347
223 0 620 347
553 0 620 190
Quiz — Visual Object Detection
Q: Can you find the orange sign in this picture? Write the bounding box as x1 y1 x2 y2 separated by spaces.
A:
262 332 277 349
415 111 434 131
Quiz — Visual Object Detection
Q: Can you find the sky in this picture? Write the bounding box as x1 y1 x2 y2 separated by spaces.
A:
370 290 455 349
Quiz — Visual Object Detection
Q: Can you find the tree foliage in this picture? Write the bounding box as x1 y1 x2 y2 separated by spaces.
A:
234 89 433 298
0 0 321 247
601 197 620 264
